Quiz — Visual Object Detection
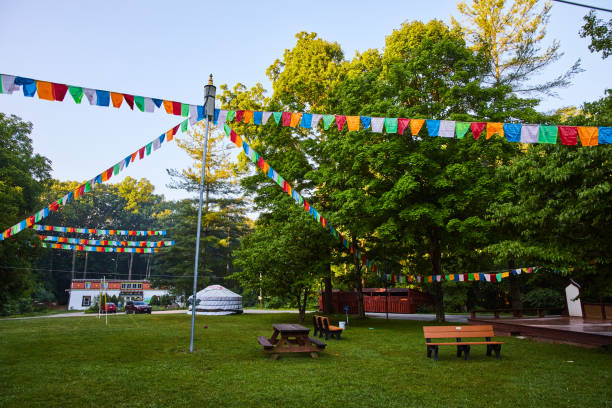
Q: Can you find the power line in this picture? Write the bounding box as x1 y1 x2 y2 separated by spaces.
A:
551 0 612 13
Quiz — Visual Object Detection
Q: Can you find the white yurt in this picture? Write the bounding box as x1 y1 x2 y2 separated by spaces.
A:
186 285 243 315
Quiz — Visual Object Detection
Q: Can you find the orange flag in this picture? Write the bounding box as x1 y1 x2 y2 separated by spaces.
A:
290 112 302 127
486 122 504 139
243 110 254 124
163 100 174 114
410 119 425 135
577 127 598 146
36 81 54 101
166 129 174 142
346 116 360 131
110 92 124 108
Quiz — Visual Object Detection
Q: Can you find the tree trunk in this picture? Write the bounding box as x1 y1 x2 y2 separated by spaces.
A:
352 239 366 319
323 264 333 314
428 228 445 322
509 260 522 312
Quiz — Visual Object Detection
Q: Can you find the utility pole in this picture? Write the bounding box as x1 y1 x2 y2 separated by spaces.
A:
128 253 134 280
71 249 76 281
190 74 216 353
83 252 88 279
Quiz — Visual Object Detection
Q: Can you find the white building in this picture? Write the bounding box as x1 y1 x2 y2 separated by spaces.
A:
67 279 170 310
187 285 243 315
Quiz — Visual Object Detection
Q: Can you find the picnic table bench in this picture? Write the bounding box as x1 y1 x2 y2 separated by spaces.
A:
312 315 343 340
258 323 326 359
423 325 503 361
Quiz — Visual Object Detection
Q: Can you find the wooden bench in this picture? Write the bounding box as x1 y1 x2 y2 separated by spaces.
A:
257 336 274 350
309 337 327 349
423 325 503 361
313 315 343 340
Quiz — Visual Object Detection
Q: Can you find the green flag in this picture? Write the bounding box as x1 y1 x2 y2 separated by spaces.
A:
538 126 558 144
134 96 145 112
0 75 3 93
468 273 474 281
277 176 284 187
181 103 189 117
113 164 120 175
322 114 334 130
223 123 231 137
455 122 470 139
146 142 152 156
384 118 398 133
84 182 91 193
227 110 236 122
272 112 282 124
69 86 84 104
181 120 188 132
496 273 503 281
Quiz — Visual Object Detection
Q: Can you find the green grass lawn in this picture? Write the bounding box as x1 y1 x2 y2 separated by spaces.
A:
0 313 610 408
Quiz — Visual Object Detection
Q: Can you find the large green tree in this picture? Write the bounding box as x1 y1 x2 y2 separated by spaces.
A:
453 0 582 95
488 91 612 301
0 114 51 314
232 199 333 322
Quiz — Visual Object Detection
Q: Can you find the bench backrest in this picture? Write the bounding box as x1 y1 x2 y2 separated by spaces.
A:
423 325 495 339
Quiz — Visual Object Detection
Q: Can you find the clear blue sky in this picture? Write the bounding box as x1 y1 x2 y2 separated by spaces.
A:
1 0 610 201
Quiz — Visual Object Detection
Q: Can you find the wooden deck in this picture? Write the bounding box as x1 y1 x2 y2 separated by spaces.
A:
469 316 612 348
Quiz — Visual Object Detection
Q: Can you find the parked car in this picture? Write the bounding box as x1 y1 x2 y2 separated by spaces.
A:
125 300 152 314
100 302 117 313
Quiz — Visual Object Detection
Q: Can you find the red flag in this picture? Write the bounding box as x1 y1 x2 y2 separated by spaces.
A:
123 94 135 110
257 156 265 170
235 110 244 123
230 129 237 143
172 125 180 135
471 122 486 140
52 83 68 101
105 168 113 180
172 101 182 115
336 115 347 131
558 126 578 146
281 112 291 126
398 118 411 135
304 201 310 211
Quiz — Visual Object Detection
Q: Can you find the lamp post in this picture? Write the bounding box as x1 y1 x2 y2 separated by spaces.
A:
190 74 216 353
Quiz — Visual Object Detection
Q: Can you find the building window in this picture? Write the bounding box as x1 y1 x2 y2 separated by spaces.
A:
82 296 91 307
85 282 91 289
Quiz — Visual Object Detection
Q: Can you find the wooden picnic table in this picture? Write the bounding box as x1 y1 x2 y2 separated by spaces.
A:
258 323 326 359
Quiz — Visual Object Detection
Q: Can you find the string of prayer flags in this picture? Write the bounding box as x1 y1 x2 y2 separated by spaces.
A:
35 226 166 236
0 73 203 118
0 118 196 241
2 73 608 146
41 242 159 254
38 235 173 247
382 267 538 284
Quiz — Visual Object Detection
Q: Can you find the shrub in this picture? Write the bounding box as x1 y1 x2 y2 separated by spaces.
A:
523 288 564 309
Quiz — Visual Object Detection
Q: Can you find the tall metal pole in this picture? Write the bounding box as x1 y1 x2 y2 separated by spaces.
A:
190 74 215 353
128 253 134 280
83 252 88 279
71 249 76 281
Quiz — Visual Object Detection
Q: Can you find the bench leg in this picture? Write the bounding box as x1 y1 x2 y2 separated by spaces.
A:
494 344 502 360
427 345 433 358
325 332 329 341
433 346 439 362
486 344 493 357
456 346 462 358
464 345 471 361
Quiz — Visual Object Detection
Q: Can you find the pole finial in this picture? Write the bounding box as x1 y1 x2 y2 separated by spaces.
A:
208 74 213 85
